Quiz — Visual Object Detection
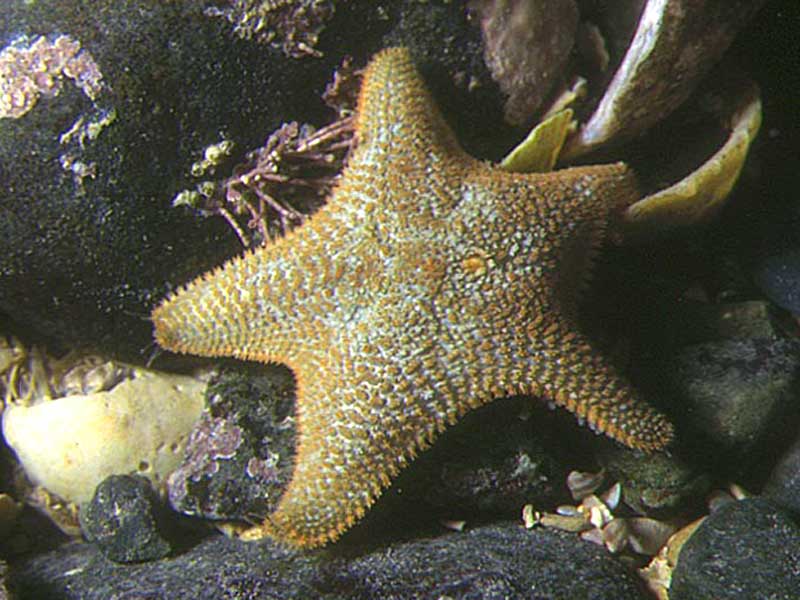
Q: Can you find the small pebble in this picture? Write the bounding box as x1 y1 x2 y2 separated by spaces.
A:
79 475 172 564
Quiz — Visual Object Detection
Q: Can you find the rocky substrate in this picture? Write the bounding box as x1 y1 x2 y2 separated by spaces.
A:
2 1 798 599
9 523 649 600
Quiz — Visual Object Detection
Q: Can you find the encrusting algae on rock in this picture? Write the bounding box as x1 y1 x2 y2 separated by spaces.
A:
151 47 674 549
0 34 104 120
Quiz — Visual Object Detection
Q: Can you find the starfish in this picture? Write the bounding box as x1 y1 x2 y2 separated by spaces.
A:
152 47 674 548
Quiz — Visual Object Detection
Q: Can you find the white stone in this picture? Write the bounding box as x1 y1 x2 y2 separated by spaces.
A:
2 368 206 504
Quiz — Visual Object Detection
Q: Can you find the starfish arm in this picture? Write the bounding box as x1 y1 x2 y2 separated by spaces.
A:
480 165 671 450
456 162 639 317
526 163 637 319
151 220 341 363
526 311 674 452
450 162 671 451
244 368 446 548
354 47 465 168
501 162 638 242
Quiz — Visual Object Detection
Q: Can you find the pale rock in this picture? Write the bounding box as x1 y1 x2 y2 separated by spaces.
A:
3 369 206 504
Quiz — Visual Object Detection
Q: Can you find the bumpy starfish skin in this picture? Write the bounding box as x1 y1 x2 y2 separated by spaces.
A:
152 47 674 548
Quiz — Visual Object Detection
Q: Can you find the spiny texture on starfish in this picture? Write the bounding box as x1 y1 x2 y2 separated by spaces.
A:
152 47 674 548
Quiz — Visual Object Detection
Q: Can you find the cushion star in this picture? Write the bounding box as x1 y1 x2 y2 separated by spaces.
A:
152 47 674 548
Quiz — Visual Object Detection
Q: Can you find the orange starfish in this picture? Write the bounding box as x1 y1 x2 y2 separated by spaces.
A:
152 47 674 548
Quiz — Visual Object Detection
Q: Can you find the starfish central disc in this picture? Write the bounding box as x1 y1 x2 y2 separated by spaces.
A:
152 47 673 548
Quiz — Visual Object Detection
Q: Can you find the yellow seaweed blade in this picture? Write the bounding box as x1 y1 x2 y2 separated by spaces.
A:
500 109 575 173
621 80 762 240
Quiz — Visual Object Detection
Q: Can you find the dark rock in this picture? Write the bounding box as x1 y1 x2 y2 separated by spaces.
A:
329 523 648 599
79 475 172 563
598 448 709 515
671 497 800 600
402 396 565 516
656 300 779 347
0 0 338 361
753 248 800 314
8 535 319 600
664 336 800 464
743 1 800 315
9 522 649 599
763 434 800 514
466 0 579 127
167 365 296 521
